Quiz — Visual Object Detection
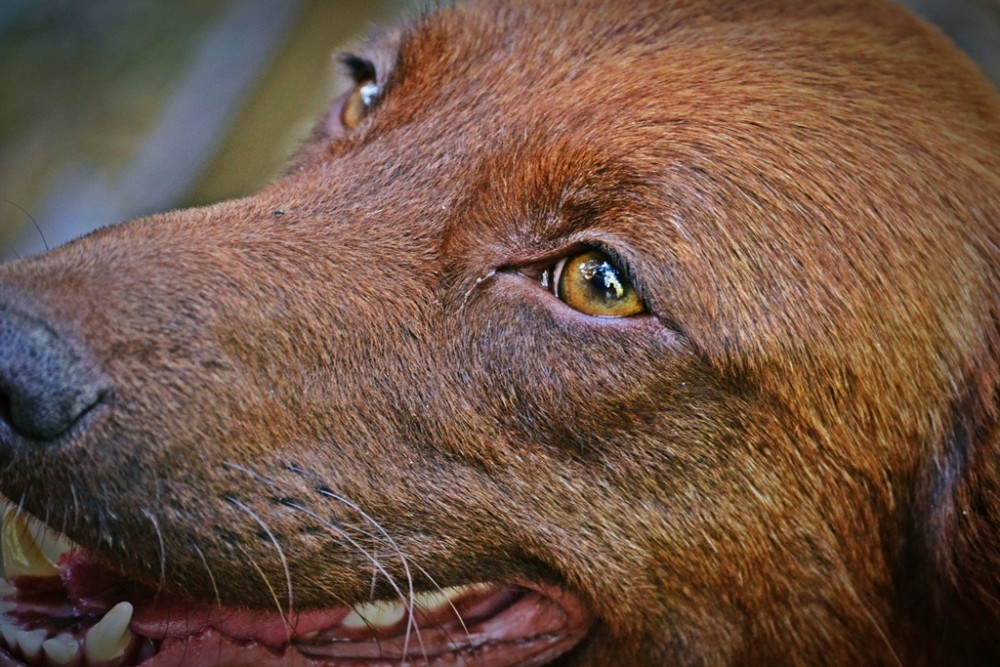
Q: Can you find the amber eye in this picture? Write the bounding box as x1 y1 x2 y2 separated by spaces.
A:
544 249 646 317
340 79 380 129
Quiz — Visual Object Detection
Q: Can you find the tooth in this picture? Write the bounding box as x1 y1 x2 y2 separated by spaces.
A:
42 634 80 666
1 509 59 578
85 601 134 663
0 619 19 647
412 590 450 613
15 628 46 661
343 600 407 628
412 585 473 613
0 580 13 596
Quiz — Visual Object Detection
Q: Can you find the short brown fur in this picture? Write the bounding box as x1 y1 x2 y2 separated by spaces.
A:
1 0 998 664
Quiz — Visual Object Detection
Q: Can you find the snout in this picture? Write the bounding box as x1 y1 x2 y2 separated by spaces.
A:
0 197 460 600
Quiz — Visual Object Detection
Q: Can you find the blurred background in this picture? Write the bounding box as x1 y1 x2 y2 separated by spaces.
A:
0 0 997 257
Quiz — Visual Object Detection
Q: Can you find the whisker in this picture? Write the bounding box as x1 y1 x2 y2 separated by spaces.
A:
0 198 47 256
369 550 379 599
190 541 223 609
237 541 292 640
282 500 402 598
408 562 478 660
223 462 434 663
140 508 168 598
278 500 399 655
287 464 428 662
68 484 82 527
310 487 429 664
226 496 294 639
222 464 403 601
221 464 402 648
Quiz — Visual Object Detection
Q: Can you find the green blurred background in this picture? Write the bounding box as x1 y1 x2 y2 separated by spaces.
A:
0 0 996 257
0 0 408 255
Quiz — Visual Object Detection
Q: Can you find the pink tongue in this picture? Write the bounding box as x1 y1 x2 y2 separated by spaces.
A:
57 553 344 647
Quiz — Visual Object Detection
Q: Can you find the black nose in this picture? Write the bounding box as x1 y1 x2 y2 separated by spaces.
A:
0 304 103 440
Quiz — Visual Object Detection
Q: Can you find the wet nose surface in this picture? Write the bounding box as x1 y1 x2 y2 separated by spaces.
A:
0 303 103 441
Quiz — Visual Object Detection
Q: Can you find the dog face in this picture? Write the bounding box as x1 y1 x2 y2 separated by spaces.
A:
0 0 998 665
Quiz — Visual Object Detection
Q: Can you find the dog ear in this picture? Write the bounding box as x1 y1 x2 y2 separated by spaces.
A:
915 339 1000 662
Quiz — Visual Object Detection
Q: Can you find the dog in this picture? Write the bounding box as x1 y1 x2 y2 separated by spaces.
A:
0 0 998 664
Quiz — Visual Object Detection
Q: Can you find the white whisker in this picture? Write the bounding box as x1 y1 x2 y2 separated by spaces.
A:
140 508 168 597
311 486 428 664
190 541 223 609
288 465 428 663
409 562 478 660
222 462 435 663
226 497 294 640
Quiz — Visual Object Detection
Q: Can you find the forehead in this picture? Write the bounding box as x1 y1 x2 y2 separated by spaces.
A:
329 2 822 242
336 0 922 189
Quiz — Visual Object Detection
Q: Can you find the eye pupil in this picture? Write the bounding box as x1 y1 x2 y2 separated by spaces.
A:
578 259 626 301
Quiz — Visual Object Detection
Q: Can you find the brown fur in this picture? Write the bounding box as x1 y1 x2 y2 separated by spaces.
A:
1 0 999 664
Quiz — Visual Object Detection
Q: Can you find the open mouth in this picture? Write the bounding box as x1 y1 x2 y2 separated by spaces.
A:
0 503 593 666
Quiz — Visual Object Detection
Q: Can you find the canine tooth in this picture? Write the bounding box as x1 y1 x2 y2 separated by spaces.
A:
85 601 134 663
343 600 407 628
1 509 59 578
42 634 80 666
15 628 46 660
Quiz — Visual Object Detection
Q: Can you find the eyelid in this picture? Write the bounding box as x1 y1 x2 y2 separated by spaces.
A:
523 242 633 285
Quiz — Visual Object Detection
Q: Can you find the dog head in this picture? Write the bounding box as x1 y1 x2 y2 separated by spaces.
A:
0 0 998 664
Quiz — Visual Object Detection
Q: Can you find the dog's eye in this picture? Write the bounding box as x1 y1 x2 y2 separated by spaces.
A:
543 249 646 317
341 79 380 130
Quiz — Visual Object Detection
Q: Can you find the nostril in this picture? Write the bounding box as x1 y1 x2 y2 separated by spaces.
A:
0 304 104 441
